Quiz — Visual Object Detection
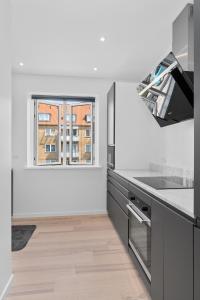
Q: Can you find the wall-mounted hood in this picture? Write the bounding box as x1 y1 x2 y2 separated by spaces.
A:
137 4 194 127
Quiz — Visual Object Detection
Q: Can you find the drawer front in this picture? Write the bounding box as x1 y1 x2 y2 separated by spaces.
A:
107 181 129 215
108 176 129 198
107 170 129 189
107 192 128 250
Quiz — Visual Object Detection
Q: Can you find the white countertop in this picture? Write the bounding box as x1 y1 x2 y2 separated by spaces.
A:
114 169 194 219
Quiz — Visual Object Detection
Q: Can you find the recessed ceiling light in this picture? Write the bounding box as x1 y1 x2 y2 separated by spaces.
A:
100 36 106 42
19 62 24 67
93 67 98 71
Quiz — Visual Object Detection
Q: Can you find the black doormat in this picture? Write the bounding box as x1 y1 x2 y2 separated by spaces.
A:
12 225 36 251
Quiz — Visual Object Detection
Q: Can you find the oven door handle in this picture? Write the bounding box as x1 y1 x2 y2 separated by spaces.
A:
127 204 151 226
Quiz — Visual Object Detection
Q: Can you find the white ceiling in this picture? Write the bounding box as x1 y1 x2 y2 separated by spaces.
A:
11 0 191 81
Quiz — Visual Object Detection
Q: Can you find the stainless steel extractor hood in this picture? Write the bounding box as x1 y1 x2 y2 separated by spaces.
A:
172 3 194 71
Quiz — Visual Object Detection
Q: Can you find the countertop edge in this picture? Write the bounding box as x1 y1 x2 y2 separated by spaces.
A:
112 169 194 220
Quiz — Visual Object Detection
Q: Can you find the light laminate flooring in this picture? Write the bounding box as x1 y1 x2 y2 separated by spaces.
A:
7 215 151 300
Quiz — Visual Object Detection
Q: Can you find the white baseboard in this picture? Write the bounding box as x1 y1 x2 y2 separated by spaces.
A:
0 274 14 300
13 210 107 219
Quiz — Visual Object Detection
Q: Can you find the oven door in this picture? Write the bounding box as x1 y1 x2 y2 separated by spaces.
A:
127 202 151 281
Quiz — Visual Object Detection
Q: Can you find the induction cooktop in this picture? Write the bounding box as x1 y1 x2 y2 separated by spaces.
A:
133 176 193 190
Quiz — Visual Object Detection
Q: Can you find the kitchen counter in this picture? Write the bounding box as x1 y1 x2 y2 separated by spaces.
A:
114 169 194 219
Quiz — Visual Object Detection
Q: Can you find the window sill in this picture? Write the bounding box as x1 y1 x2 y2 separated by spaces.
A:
24 165 103 170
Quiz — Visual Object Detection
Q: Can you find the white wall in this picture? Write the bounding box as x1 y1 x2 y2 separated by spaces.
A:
115 82 164 169
0 0 12 297
115 81 194 174
12 74 111 217
162 120 194 172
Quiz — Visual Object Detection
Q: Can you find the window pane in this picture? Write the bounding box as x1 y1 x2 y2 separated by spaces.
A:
38 113 51 121
71 103 94 165
36 102 60 165
34 98 95 166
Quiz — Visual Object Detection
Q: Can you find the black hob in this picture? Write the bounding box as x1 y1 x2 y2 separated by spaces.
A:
133 176 193 190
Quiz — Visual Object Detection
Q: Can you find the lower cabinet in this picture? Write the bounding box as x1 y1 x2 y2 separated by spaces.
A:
151 201 194 300
107 192 128 250
107 170 194 300
194 227 200 300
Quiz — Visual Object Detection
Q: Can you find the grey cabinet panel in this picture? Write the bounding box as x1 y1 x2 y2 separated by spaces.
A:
194 227 200 300
107 83 115 146
107 192 128 250
151 202 164 300
107 181 129 215
151 201 193 300
108 176 129 199
163 207 193 300
107 170 129 189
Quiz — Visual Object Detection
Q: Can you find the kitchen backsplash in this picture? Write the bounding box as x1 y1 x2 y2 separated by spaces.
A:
149 162 194 187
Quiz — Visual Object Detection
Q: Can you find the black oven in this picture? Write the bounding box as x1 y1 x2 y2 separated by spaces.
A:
127 197 151 281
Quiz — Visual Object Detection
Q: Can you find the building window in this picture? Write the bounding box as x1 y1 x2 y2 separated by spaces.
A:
73 129 78 136
86 114 92 122
33 97 95 166
66 128 70 136
85 128 91 137
85 144 91 153
45 144 56 152
38 113 51 121
45 128 56 136
66 114 76 123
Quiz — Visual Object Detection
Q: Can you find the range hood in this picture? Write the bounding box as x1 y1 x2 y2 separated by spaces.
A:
137 4 194 127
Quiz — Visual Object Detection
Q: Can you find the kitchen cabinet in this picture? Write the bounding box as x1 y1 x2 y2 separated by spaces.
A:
151 202 164 300
107 82 115 169
151 201 194 300
194 227 200 300
107 191 128 250
107 170 194 300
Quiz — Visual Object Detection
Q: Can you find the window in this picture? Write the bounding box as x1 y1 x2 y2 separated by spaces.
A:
33 97 95 166
66 128 70 136
45 144 56 152
66 114 76 123
45 128 56 136
72 142 79 154
85 144 91 153
73 129 78 136
85 128 91 137
38 113 51 121
86 114 92 122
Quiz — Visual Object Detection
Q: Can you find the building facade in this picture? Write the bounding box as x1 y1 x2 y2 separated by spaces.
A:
37 102 94 165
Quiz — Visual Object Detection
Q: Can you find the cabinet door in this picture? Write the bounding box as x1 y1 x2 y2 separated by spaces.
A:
194 227 200 300
151 202 164 300
164 207 193 300
107 82 115 146
107 192 128 250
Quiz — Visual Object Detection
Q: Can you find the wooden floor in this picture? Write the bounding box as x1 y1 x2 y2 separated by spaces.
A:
7 215 151 300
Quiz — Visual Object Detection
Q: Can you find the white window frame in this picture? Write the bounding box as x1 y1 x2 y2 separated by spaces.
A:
86 114 92 122
85 128 91 137
85 144 91 153
45 144 56 153
35 101 61 166
27 93 100 168
45 128 56 136
38 113 51 121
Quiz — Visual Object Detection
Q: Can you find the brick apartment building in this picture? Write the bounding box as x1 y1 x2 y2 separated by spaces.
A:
37 102 93 165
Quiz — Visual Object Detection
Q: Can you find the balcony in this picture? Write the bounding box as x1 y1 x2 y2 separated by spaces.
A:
61 135 79 142
61 152 79 158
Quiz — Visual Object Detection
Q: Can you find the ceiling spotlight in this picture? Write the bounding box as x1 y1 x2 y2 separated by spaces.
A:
19 62 24 67
100 36 106 42
93 67 98 71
